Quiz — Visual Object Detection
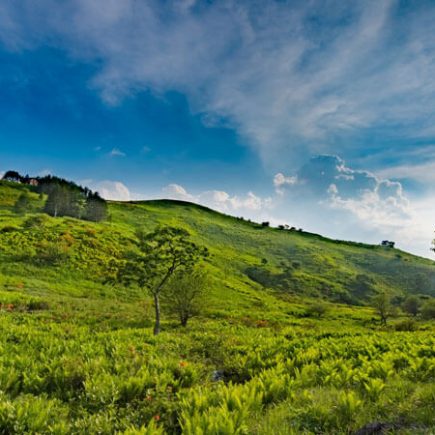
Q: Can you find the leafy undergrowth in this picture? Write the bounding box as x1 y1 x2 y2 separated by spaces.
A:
0 311 434 434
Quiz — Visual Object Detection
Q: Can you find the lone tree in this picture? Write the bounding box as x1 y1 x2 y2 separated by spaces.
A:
119 226 208 335
372 291 395 325
402 295 421 317
162 269 209 327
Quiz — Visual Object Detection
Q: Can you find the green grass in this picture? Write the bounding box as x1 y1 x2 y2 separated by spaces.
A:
0 180 434 434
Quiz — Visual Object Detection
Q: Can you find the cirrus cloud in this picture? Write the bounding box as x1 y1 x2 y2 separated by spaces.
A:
2 1 435 164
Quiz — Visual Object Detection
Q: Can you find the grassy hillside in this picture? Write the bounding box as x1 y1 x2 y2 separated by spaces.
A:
0 180 434 434
1 179 434 311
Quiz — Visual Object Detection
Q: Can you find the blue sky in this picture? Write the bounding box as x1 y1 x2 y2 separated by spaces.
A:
1 0 435 257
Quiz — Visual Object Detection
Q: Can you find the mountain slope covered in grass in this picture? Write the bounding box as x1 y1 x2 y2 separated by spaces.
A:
1 179 434 313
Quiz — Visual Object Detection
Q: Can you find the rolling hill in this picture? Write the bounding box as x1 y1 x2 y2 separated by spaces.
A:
1 179 434 313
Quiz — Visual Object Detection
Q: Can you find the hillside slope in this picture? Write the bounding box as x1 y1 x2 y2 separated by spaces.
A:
1 180 434 313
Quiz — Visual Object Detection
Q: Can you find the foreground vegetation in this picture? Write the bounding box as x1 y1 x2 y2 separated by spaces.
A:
0 180 434 433
1 312 434 434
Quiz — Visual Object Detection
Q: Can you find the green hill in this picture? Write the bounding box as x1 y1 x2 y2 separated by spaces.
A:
0 179 434 434
1 179 434 312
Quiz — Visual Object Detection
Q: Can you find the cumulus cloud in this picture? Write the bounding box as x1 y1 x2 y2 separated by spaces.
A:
91 180 131 201
2 1 435 162
273 173 298 194
327 187 409 232
162 184 195 202
162 183 270 214
277 155 407 205
271 155 435 257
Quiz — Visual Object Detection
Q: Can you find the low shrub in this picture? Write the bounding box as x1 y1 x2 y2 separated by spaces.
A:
421 299 435 320
27 300 50 311
0 226 19 233
394 319 417 331
305 302 329 318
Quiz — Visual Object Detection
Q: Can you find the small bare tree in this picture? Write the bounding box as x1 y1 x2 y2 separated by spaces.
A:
372 292 395 325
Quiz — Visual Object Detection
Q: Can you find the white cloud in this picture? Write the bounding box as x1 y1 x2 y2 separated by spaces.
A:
399 198 435 258
201 190 268 212
109 148 126 157
327 186 410 231
162 183 195 202
327 183 338 195
377 160 435 185
273 173 298 194
324 186 435 258
162 183 270 214
91 180 131 201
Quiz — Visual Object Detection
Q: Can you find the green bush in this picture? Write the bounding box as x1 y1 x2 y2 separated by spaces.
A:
394 318 417 331
0 226 19 233
26 299 50 311
305 302 329 318
421 299 435 320
23 215 49 228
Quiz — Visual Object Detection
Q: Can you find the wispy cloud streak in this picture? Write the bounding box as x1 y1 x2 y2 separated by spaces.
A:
2 1 435 165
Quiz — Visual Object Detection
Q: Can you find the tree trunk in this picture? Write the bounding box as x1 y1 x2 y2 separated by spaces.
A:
153 293 161 335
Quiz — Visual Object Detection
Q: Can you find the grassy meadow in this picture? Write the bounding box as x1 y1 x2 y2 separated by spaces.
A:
0 180 434 434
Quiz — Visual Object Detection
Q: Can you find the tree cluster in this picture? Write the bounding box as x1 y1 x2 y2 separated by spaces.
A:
372 292 435 324
402 295 435 320
38 176 107 221
5 171 108 222
2 170 26 183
